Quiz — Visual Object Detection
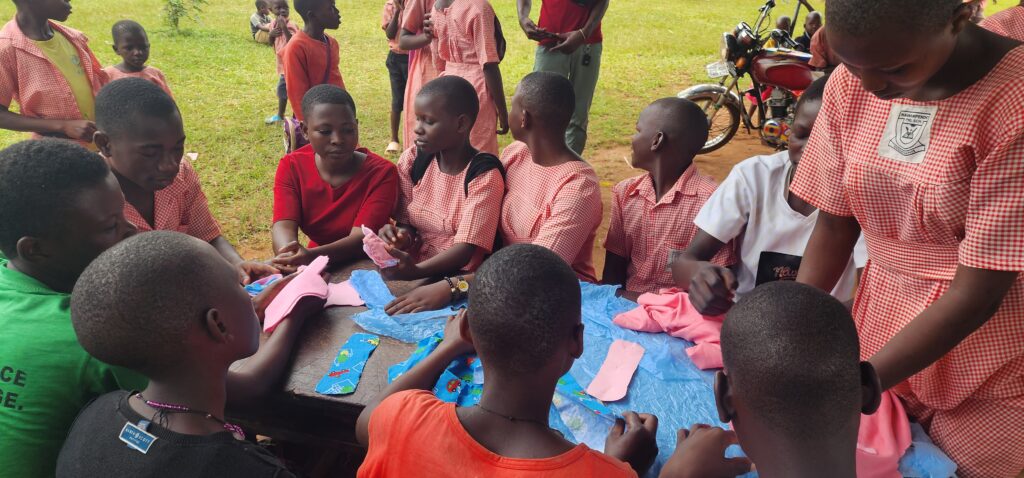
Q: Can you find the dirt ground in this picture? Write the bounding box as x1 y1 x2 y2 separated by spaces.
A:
240 131 776 270
587 131 775 274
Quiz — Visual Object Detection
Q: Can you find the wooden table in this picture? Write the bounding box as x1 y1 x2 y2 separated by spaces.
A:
227 260 428 454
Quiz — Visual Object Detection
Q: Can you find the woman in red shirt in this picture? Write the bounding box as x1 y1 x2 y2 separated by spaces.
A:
272 85 398 272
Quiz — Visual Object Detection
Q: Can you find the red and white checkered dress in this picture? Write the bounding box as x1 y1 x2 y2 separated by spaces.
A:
0 19 107 145
982 6 1024 41
395 147 504 272
605 168 737 295
430 0 500 154
791 52 1024 477
500 141 603 282
123 158 222 242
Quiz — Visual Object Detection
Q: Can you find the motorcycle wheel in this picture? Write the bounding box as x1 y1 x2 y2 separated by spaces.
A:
684 91 741 154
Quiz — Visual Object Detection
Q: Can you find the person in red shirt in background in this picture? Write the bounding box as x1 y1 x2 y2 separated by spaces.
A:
272 85 399 273
808 27 840 73
516 0 608 154
265 0 299 124
282 0 345 122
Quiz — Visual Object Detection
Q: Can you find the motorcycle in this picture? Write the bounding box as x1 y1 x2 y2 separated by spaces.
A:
679 0 820 153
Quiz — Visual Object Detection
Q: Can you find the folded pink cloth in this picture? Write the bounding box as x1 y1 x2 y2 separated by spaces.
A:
263 256 365 332
613 289 725 370
856 391 912 478
362 225 399 269
586 340 645 402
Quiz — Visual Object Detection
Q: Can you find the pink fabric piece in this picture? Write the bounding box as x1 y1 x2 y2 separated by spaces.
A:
613 289 725 370
586 340 645 402
253 274 283 286
362 225 399 269
856 391 912 478
263 256 331 332
325 280 365 307
685 342 723 370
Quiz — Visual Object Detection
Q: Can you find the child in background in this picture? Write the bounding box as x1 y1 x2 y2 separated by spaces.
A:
0 140 145 477
672 77 866 316
0 0 106 146
56 232 323 477
430 0 509 154
93 78 277 285
378 76 504 282
701 281 882 478
602 98 736 298
383 72 602 315
103 21 173 97
356 244 658 477
794 11 822 52
251 0 274 44
266 0 299 124
397 0 443 149
272 85 399 272
283 0 345 122
382 0 409 153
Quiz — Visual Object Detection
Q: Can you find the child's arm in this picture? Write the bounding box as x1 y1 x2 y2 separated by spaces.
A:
0 107 96 140
384 2 404 40
210 236 280 285
670 230 735 316
385 273 475 315
657 425 752 478
355 312 473 445
483 63 509 135
602 251 629 287
283 50 311 121
381 243 477 281
226 275 325 404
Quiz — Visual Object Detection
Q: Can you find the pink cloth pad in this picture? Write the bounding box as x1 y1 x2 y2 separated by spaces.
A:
263 256 365 332
586 340 645 402
856 391 912 478
613 289 725 370
362 225 399 269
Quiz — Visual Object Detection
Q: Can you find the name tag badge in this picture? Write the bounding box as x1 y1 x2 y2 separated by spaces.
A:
119 420 157 454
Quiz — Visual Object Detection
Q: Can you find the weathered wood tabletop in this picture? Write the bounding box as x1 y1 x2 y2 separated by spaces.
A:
226 260 431 451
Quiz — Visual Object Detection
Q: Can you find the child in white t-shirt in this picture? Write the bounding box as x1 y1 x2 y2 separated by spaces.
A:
671 76 867 316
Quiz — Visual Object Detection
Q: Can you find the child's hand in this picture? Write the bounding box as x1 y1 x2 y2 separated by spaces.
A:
61 119 97 141
604 412 659 475
271 241 315 274
688 264 737 316
385 280 451 315
379 224 416 251
423 13 434 39
658 425 752 478
237 260 280 285
439 310 474 355
497 110 509 135
380 246 420 281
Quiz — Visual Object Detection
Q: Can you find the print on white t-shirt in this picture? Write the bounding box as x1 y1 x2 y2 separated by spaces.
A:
877 104 938 164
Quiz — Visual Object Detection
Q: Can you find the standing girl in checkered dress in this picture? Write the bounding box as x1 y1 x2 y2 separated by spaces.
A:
429 0 508 154
792 1 1024 476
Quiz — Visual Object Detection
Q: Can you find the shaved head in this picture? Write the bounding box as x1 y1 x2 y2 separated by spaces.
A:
644 97 709 157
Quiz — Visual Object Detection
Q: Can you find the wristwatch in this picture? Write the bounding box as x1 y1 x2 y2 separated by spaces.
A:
445 276 470 303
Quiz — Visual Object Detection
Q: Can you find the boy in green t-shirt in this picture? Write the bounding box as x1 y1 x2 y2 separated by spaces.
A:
0 139 143 476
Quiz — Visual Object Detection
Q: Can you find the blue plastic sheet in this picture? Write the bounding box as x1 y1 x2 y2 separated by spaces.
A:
347 270 461 343
348 272 954 477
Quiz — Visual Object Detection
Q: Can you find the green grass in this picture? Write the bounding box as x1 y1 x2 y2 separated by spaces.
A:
0 0 1014 254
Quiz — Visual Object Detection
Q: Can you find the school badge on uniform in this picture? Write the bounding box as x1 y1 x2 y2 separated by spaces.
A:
877 104 938 164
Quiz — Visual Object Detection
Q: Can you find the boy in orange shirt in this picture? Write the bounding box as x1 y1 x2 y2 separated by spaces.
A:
93 78 277 285
0 0 106 145
603 98 736 298
355 244 657 477
283 0 345 122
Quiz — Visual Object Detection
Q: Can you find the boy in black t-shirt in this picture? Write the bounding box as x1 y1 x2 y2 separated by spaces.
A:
56 232 323 477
